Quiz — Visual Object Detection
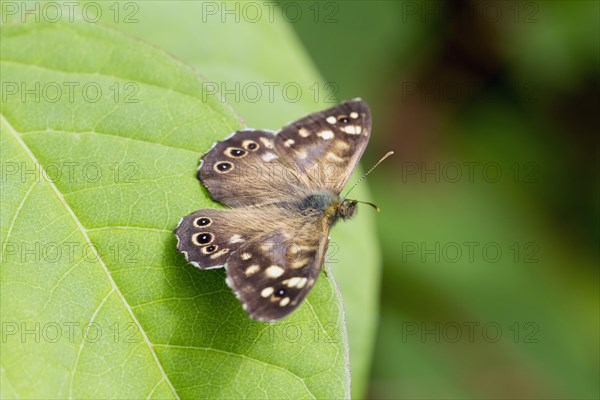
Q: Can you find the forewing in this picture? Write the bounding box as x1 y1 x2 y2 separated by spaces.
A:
197 130 305 207
274 98 371 194
225 218 330 322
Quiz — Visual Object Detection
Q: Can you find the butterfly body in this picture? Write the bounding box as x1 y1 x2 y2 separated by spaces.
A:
296 191 356 222
175 99 371 321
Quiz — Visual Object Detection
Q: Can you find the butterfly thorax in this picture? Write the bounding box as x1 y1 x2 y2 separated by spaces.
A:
297 192 357 224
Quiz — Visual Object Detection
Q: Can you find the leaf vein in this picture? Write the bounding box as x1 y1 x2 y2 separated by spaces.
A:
20 129 201 155
153 344 317 400
1 179 37 257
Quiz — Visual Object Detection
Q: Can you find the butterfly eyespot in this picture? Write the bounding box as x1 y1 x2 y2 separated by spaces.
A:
202 244 218 254
193 217 212 227
214 162 233 173
276 288 286 297
338 115 350 124
242 140 259 151
225 147 247 158
192 232 213 246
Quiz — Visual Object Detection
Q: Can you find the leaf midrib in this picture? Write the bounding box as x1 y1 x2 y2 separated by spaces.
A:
153 344 317 399
1 114 180 399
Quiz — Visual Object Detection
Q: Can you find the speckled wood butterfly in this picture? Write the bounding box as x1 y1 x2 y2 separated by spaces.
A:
175 99 373 321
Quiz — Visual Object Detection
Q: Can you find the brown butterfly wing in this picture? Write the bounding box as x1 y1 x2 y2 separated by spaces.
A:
197 99 371 207
225 215 330 322
175 203 331 321
274 98 371 195
197 130 304 207
174 208 262 269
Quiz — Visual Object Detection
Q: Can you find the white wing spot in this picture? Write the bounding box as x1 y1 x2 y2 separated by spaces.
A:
262 152 278 162
334 140 351 151
326 116 337 124
283 277 308 288
285 277 302 287
265 265 284 278
229 234 244 243
350 111 359 119
284 138 295 147
210 248 229 259
241 252 252 260
279 297 290 307
298 128 311 137
291 258 309 269
295 150 307 159
340 125 362 135
326 152 345 163
261 287 274 297
259 137 274 149
245 265 260 276
297 277 308 288
317 130 334 140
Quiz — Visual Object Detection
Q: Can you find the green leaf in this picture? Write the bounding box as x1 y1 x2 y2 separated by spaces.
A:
0 20 354 398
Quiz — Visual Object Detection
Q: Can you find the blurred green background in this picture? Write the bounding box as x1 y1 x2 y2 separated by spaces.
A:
280 0 599 398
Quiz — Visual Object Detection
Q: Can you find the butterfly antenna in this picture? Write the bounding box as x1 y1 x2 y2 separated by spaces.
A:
343 151 394 201
356 200 381 212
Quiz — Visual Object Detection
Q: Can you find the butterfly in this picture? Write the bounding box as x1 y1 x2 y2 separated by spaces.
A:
174 98 372 322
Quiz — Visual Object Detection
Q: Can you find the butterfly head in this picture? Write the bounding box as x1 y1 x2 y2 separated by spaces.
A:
336 199 358 221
